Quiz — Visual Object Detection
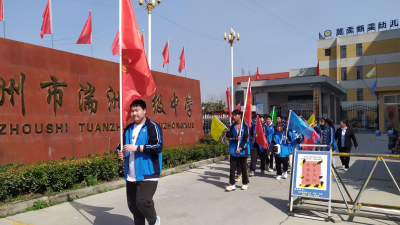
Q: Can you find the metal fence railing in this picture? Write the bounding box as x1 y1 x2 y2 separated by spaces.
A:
203 115 231 135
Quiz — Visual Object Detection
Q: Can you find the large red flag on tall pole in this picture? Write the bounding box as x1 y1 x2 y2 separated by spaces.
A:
256 116 269 149
120 0 156 128
226 88 231 117
40 0 52 39
111 30 119 55
256 67 260 80
162 40 169 68
0 0 4 22
77 11 92 44
244 79 252 128
316 61 320 76
178 47 185 73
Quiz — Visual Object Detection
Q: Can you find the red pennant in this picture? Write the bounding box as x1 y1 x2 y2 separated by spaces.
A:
77 11 92 44
316 61 320 76
226 88 231 117
0 0 4 22
178 47 185 73
244 80 252 128
40 0 52 39
256 67 260 80
111 30 119 55
256 116 269 149
162 40 169 68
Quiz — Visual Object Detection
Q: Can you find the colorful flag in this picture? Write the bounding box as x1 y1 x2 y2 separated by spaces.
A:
269 106 277 124
211 116 227 141
302 124 320 150
316 61 320 76
256 116 269 149
226 88 231 117
77 11 92 44
0 0 4 21
162 40 169 68
121 0 156 127
40 0 52 39
178 47 185 73
256 67 260 80
235 102 241 110
370 81 377 95
287 111 314 139
244 80 252 128
111 30 119 55
366 59 376 78
306 114 315 126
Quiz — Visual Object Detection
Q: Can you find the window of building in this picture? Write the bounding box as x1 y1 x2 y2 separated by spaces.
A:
385 96 396 103
342 93 347 101
357 89 363 101
397 95 400 103
341 67 347 81
235 91 244 106
357 66 363 79
340 45 347 58
356 43 362 56
325 49 331 56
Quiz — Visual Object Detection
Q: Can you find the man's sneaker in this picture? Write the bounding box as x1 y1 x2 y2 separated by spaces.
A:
276 175 282 180
235 174 242 182
282 171 288 179
249 171 255 177
154 216 161 225
344 168 349 171
268 168 273 172
342 165 345 168
225 185 236 191
241 184 249 190
261 170 265 175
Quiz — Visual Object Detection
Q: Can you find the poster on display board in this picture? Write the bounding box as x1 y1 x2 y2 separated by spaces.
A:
291 151 331 200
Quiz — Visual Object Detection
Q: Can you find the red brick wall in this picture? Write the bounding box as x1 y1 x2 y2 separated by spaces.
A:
0 38 202 165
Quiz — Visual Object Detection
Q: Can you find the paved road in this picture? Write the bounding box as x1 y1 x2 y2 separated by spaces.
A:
1 134 400 225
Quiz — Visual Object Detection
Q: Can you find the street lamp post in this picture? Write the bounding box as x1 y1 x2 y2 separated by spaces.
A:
139 0 161 70
224 28 240 113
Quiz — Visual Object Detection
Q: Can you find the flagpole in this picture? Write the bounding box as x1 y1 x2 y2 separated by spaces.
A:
119 0 124 155
90 10 93 58
375 58 379 130
237 77 250 150
49 0 53 49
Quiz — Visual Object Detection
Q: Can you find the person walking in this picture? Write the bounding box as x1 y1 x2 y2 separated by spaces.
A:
335 120 358 171
321 119 336 151
116 99 162 225
225 109 251 191
265 115 275 172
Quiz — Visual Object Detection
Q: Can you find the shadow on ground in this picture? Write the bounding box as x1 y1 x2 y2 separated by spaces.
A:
69 201 134 225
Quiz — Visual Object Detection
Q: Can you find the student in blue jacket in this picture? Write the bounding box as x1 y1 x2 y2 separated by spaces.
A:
117 100 162 225
225 109 250 191
264 115 275 172
271 123 300 180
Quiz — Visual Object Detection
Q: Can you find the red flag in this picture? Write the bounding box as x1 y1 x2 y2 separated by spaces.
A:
256 67 260 80
40 0 52 39
316 61 320 76
235 102 241 110
162 40 169 68
0 0 4 22
178 47 185 73
226 88 231 117
141 31 145 48
302 125 320 150
244 80 252 128
111 30 119 55
77 11 92 44
121 0 156 127
256 116 269 149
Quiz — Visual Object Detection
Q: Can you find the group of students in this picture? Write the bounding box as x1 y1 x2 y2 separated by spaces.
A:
224 109 347 192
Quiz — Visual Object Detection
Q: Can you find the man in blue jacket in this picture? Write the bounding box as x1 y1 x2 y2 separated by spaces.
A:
264 115 275 172
117 99 162 225
225 109 250 191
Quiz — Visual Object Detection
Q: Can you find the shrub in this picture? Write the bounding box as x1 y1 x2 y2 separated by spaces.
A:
0 143 228 203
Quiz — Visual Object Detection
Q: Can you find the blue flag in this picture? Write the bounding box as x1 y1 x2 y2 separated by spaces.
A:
370 81 377 95
287 111 314 139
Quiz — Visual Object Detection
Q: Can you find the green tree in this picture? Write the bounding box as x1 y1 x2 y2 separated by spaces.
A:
201 100 226 113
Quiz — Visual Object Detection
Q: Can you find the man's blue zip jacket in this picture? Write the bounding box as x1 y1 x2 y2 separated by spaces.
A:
226 122 250 157
249 119 256 150
271 130 301 157
115 118 163 181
